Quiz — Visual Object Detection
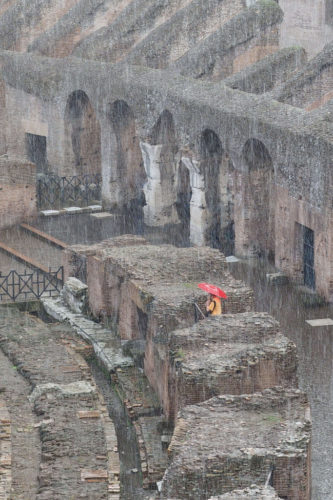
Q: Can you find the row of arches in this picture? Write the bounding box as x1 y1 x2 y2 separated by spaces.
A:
62 90 275 259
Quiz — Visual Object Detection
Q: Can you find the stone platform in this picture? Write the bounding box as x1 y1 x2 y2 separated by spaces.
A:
161 388 311 500
170 313 298 412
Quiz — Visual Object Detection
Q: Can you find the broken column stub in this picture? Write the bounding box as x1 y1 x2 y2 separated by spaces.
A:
140 141 179 227
60 277 88 314
181 156 206 247
169 312 298 415
161 388 311 500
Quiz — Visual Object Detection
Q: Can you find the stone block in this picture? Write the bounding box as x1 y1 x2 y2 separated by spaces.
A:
60 277 88 314
161 388 311 499
170 313 298 415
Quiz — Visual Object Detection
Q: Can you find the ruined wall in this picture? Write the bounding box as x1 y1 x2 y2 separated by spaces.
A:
279 0 333 58
171 1 283 81
224 47 307 95
1 51 333 300
123 0 245 70
0 157 36 229
162 389 311 499
271 42 333 111
275 186 333 301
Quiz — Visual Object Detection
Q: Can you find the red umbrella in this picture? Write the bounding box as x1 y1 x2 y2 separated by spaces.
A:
198 282 228 299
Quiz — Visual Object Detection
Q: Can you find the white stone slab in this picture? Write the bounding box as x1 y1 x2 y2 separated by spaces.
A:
87 205 102 212
40 210 60 216
63 206 82 214
90 212 114 219
306 318 333 327
226 255 240 263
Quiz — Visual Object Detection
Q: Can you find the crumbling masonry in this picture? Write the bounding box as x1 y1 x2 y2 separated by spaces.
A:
0 0 330 497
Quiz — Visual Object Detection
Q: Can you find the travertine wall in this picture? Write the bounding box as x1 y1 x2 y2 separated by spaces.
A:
279 0 333 58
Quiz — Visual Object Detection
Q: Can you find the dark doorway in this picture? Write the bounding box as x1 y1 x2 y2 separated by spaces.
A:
65 90 101 176
200 129 223 249
25 133 47 174
176 163 191 241
242 138 275 260
303 226 315 289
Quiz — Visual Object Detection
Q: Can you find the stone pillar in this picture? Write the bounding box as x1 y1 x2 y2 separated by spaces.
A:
140 141 163 226
181 157 207 246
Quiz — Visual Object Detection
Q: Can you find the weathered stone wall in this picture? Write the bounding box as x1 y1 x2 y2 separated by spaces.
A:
0 157 37 229
162 389 311 499
123 0 245 70
272 41 333 111
0 0 78 52
274 185 333 301
168 313 298 418
170 1 283 80
279 0 333 58
224 47 307 94
1 50 332 299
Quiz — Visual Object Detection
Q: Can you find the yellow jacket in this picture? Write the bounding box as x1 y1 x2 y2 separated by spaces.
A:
208 297 222 316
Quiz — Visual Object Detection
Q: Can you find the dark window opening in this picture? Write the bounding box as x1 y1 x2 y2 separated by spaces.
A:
137 307 148 340
326 0 333 24
303 225 315 290
25 133 47 174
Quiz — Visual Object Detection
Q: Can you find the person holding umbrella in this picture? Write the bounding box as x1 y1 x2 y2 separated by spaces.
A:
206 293 222 316
197 283 227 317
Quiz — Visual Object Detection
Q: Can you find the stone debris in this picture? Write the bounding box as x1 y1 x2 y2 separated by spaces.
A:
0 401 11 499
42 296 134 374
28 380 96 403
60 276 88 314
81 469 109 481
77 410 101 419
209 484 281 498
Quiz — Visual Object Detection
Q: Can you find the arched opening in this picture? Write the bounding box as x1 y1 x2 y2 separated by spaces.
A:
64 90 101 177
199 129 223 249
141 110 180 230
176 162 192 242
108 100 146 232
242 138 275 259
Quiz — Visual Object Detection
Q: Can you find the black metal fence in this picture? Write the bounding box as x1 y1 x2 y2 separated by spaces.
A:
0 267 63 302
37 173 102 209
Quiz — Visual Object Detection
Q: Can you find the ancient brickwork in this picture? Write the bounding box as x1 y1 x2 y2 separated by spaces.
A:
0 157 36 230
0 399 11 499
162 389 311 499
169 313 298 416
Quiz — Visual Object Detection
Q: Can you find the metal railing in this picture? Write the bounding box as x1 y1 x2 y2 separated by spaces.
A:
37 173 102 209
0 267 63 302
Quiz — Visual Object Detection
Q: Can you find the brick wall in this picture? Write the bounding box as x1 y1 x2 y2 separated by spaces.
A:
0 158 37 229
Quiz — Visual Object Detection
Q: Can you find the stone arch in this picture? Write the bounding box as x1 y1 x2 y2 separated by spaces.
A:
176 161 192 242
241 138 275 259
108 99 146 231
64 90 101 177
199 129 234 252
140 110 180 228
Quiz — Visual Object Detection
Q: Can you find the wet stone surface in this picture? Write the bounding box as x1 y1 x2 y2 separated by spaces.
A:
209 485 281 498
162 388 311 499
170 313 298 408
0 305 120 499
